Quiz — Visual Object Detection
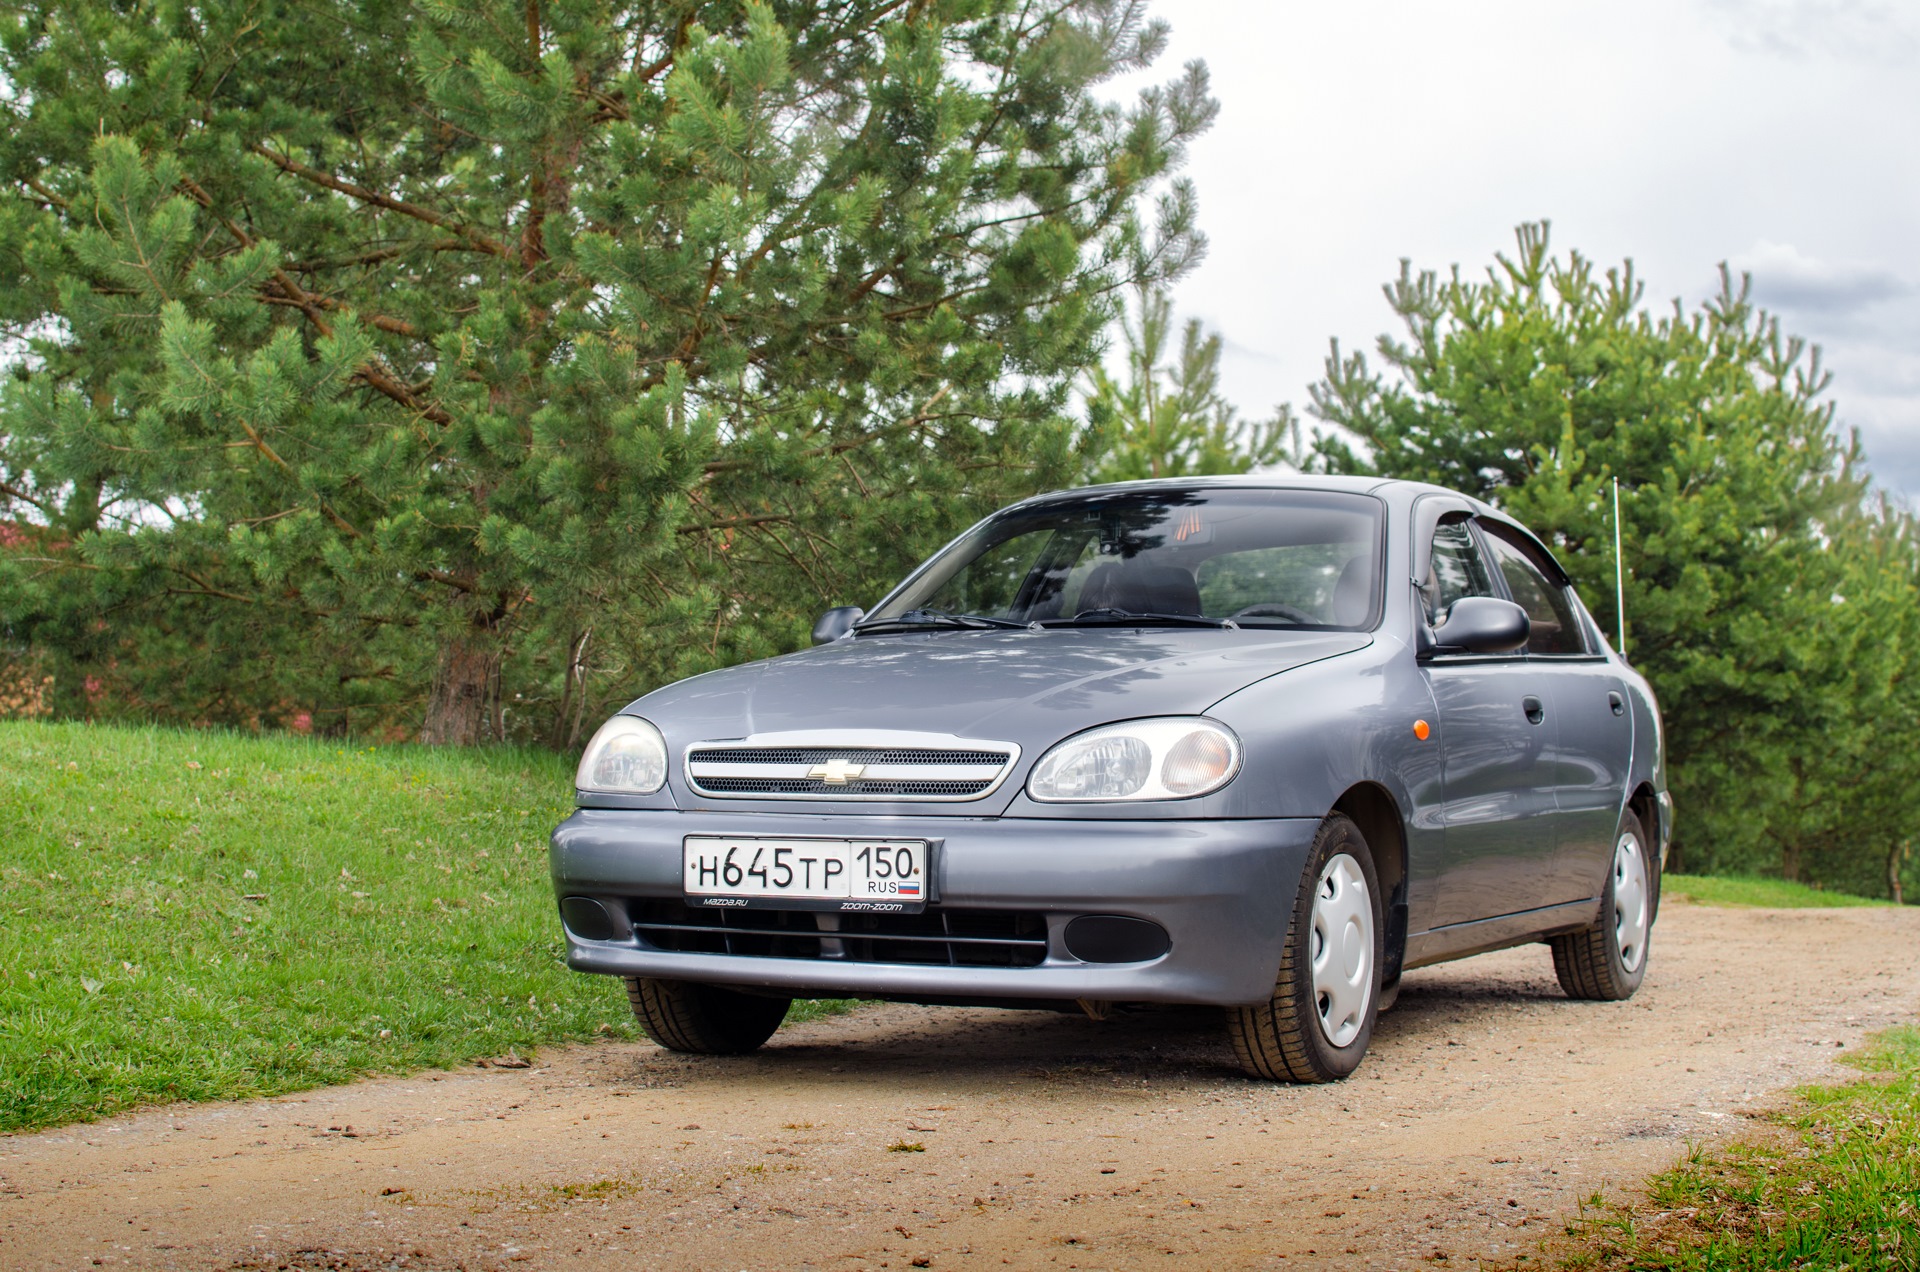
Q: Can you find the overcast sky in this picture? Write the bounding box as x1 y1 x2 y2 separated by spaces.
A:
1132 0 1920 496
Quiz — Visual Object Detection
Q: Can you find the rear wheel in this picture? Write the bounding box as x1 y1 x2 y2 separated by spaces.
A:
1551 815 1653 1001
624 978 791 1054
1227 815 1382 1082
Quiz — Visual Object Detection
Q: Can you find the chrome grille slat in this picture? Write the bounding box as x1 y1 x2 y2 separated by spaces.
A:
684 733 1019 802
692 778 995 796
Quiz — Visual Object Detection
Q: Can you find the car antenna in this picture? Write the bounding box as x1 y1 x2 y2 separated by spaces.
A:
1612 475 1627 659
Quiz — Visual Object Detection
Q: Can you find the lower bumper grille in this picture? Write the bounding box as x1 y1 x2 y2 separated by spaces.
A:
628 901 1048 969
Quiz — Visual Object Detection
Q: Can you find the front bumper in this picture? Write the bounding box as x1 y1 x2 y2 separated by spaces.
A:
549 809 1320 1007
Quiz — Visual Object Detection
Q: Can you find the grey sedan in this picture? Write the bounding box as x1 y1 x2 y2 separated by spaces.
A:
550 476 1669 1082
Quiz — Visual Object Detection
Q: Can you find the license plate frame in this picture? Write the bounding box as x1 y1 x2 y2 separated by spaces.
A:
681 835 937 913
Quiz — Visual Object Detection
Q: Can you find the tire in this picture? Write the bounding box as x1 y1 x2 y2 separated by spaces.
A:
1227 814 1384 1082
1551 814 1654 1001
624 978 791 1054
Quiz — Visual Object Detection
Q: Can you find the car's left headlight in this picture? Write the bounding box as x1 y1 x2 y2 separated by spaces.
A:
1026 717 1242 802
576 715 669 794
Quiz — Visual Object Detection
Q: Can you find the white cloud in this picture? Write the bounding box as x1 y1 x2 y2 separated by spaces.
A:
1701 0 1920 64
1732 241 1911 317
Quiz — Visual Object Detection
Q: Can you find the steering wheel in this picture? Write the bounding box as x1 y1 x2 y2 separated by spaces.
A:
1230 602 1319 624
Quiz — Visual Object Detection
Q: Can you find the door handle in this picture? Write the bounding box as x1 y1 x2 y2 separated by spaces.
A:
1522 695 1545 725
1608 691 1626 716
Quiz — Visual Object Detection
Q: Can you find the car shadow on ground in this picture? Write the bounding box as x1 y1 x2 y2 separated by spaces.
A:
614 1003 1248 1092
1371 967 1590 1048
598 960 1584 1095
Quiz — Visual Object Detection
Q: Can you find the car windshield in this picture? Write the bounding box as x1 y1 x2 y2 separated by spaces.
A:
864 487 1384 631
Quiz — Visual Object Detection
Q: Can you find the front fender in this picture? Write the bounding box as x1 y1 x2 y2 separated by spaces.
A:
1204 637 1437 824
1206 636 1441 946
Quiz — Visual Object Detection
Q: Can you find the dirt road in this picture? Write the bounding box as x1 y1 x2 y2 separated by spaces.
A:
4 902 1917 1272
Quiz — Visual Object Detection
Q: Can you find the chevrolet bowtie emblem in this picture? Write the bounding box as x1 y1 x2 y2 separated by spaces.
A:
809 758 867 785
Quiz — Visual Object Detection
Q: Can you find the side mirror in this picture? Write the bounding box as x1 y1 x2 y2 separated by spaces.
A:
811 606 865 645
1425 596 1530 656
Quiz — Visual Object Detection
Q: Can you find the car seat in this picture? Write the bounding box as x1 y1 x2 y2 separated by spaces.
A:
1330 556 1372 626
1075 561 1203 616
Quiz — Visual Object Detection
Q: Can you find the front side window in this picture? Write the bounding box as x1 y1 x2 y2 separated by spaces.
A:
866 488 1384 631
1422 518 1497 625
1479 526 1588 655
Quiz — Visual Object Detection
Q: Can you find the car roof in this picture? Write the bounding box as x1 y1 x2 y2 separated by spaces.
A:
1006 472 1496 515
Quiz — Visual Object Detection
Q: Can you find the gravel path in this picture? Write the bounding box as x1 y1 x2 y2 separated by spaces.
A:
4 901 1918 1271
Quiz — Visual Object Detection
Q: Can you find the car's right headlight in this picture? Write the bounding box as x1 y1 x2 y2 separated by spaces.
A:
576 715 668 794
1026 717 1242 802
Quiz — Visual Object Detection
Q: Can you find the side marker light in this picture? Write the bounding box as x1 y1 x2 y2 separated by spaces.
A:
1413 719 1431 740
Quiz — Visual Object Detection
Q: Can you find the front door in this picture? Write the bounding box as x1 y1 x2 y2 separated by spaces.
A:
1477 522 1635 905
1419 518 1561 929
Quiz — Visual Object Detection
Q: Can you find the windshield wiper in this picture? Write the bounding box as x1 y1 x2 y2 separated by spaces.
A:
1049 607 1239 630
853 608 1032 633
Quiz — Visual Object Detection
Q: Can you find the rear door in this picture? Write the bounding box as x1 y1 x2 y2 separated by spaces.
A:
1418 513 1562 929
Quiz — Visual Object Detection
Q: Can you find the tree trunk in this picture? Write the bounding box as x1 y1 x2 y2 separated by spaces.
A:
420 634 499 746
549 627 591 751
48 474 105 721
1892 841 1909 907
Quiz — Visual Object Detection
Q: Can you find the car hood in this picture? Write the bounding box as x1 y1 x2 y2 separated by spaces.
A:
627 628 1372 751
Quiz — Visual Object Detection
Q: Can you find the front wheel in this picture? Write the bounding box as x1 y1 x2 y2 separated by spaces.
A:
1550 814 1653 1001
625 978 791 1054
1227 814 1383 1082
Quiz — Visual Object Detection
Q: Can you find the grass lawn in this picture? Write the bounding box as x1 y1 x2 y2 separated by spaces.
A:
1545 1025 1920 1270
0 720 841 1135
1661 873 1893 909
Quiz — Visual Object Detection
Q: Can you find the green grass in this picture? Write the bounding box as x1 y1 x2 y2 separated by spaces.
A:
1661 873 1893 909
1546 1024 1920 1270
0 720 845 1135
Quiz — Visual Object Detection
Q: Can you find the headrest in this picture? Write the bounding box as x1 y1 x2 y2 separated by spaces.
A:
1330 555 1372 626
1076 561 1203 617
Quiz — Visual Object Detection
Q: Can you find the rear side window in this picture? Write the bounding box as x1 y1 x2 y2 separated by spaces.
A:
1479 527 1588 655
1422 519 1496 625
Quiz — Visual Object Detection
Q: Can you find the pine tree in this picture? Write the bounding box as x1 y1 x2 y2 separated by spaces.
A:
0 0 1215 743
1083 281 1302 482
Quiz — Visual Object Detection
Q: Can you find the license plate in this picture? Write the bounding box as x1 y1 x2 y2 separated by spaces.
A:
682 836 931 912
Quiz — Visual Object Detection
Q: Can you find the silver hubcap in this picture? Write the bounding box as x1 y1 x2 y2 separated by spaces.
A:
1612 833 1649 972
1310 852 1374 1048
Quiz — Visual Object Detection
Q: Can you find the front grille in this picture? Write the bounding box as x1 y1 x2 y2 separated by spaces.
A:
684 740 1018 801
689 747 1009 766
692 777 996 797
629 901 1049 968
